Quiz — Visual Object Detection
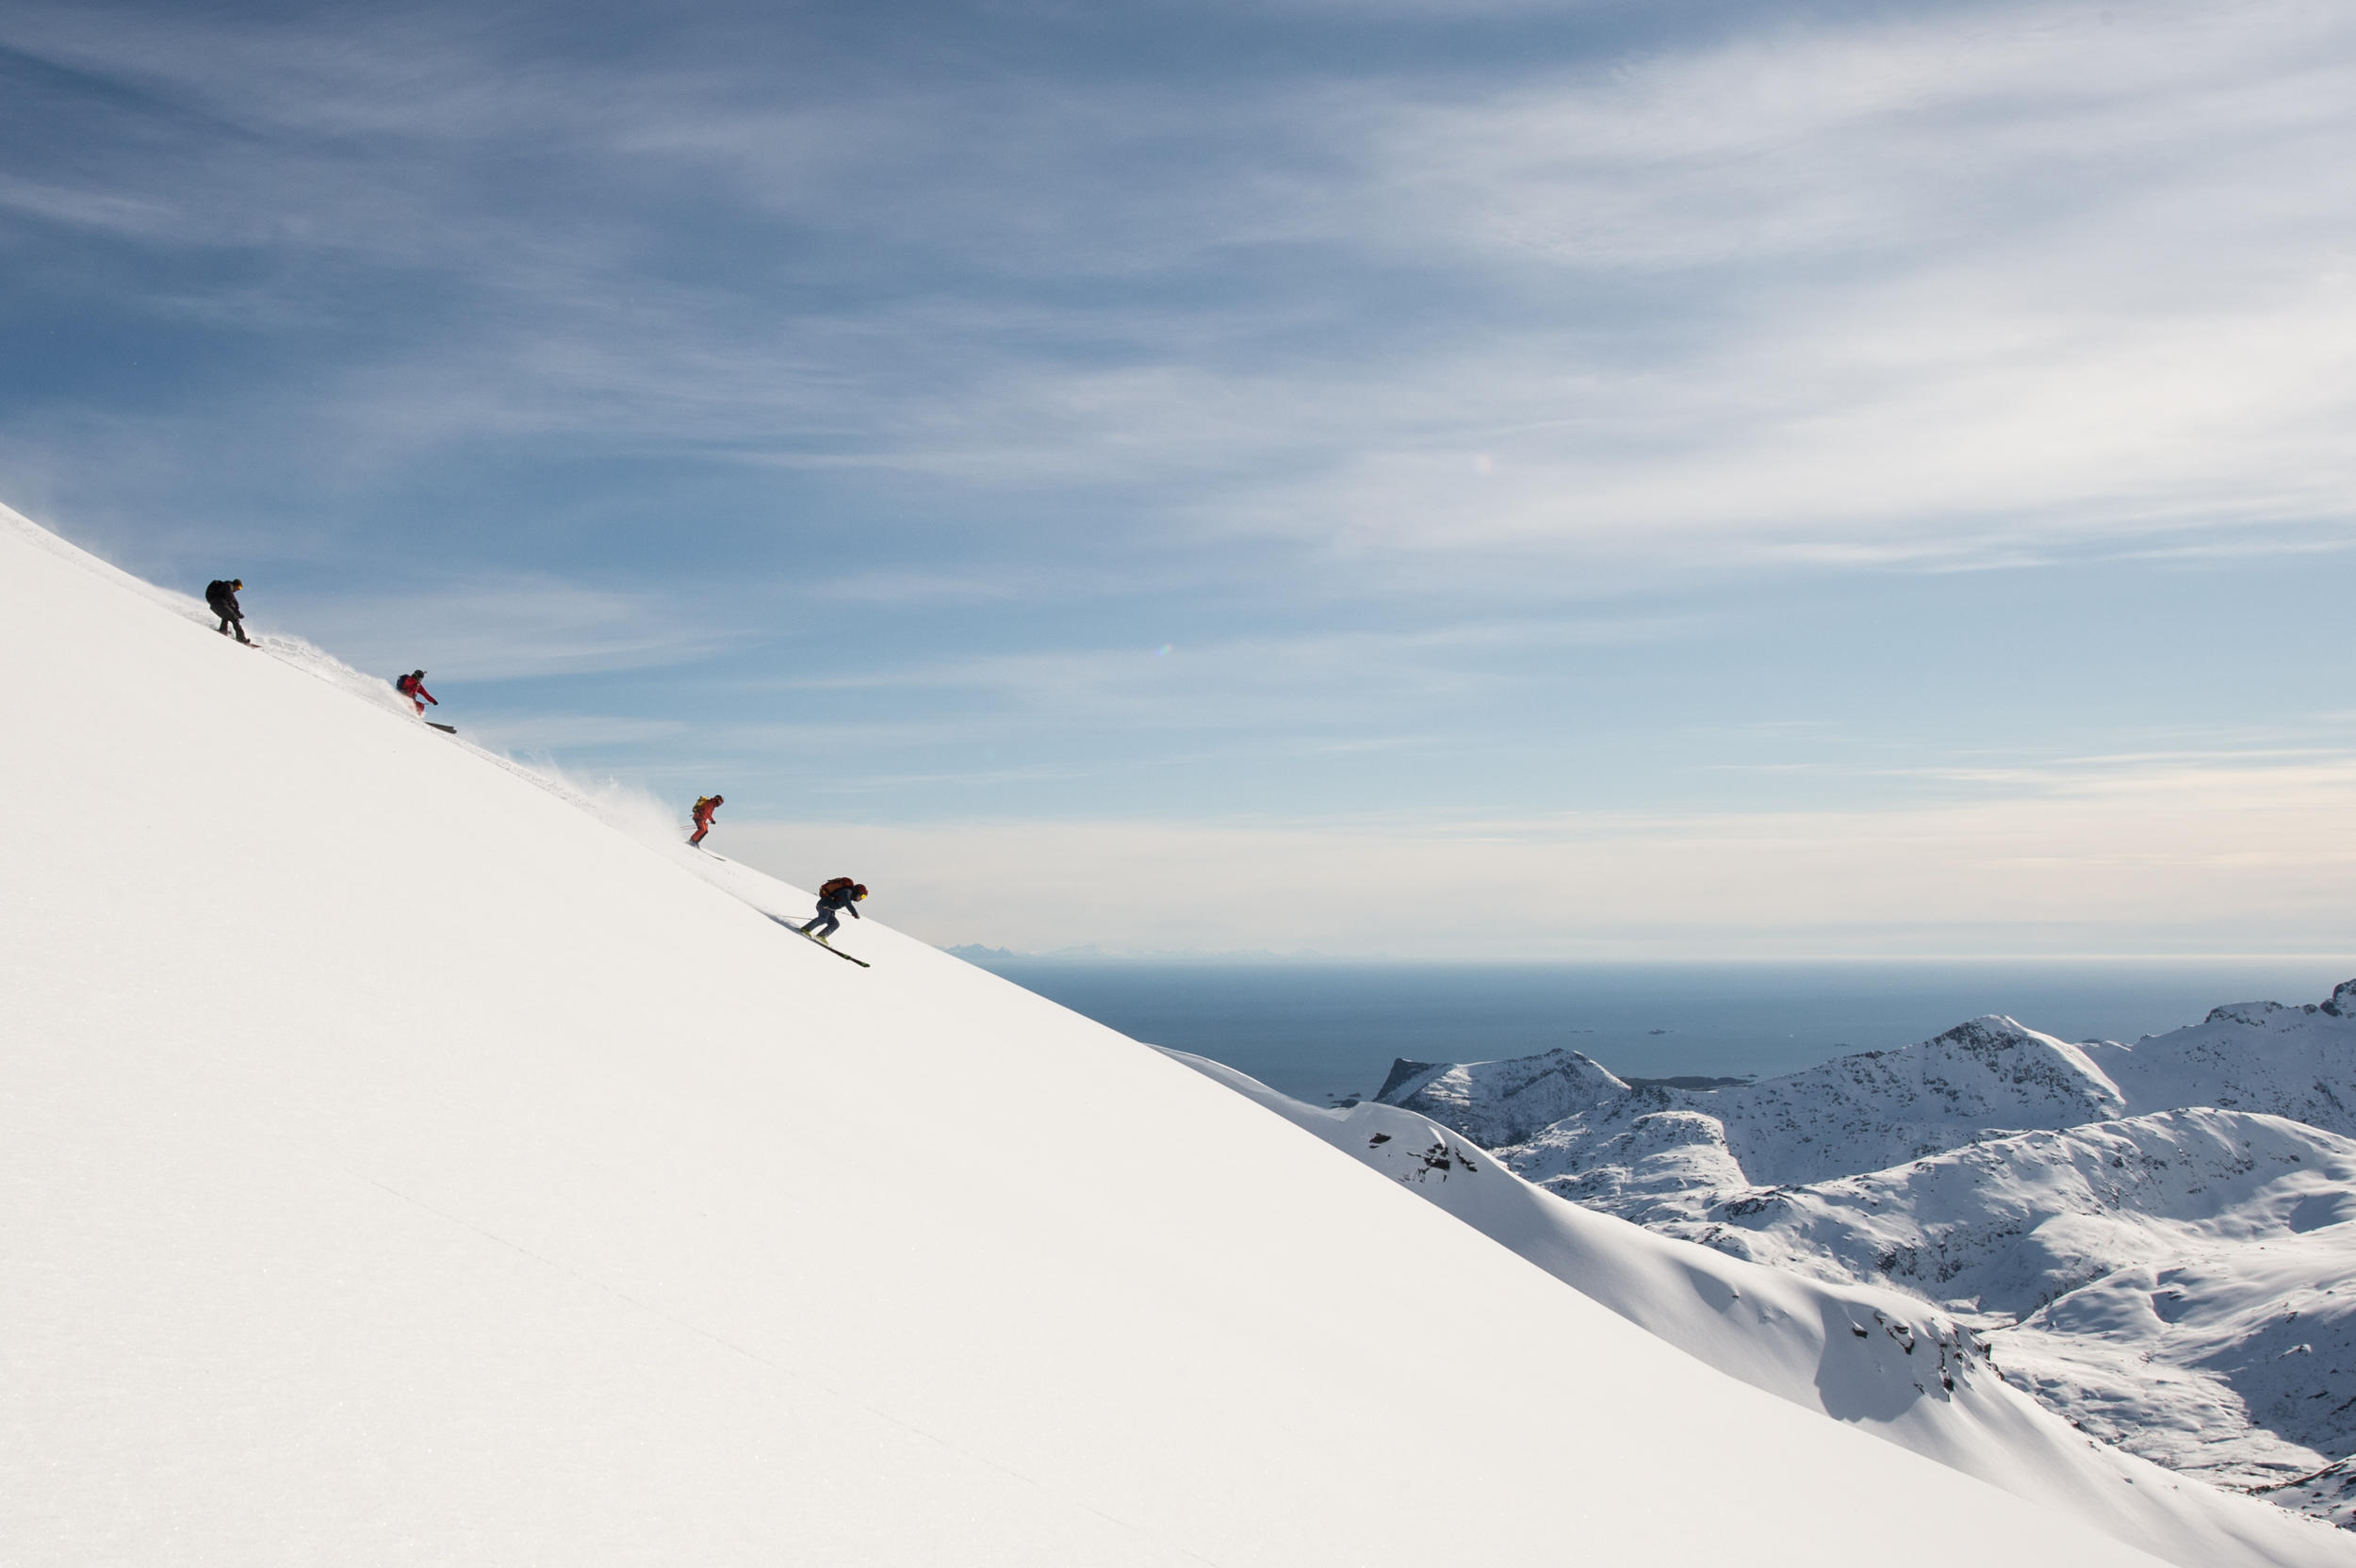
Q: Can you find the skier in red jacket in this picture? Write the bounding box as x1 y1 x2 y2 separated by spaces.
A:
395 670 437 716
689 793 724 848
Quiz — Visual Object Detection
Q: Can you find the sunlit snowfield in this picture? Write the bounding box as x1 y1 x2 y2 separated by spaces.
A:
19 502 2276 1568
978 959 2356 1101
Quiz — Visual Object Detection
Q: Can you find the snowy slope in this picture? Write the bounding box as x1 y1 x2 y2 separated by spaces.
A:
2003 1215 2356 1491
0 500 2227 1567
1170 1054 2352 1568
1368 997 2356 1528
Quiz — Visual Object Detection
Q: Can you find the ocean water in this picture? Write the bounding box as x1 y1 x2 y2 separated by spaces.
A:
977 958 2356 1104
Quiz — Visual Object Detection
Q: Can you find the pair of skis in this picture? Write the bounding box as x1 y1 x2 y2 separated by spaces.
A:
774 917 870 968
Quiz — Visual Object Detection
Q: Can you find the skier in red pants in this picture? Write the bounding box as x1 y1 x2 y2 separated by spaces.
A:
689 793 724 848
395 670 437 716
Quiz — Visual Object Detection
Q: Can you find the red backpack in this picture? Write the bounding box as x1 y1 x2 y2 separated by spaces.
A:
818 876 857 898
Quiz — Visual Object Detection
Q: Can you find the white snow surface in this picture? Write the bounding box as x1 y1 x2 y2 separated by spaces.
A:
0 500 2242 1566
1689 1109 2356 1310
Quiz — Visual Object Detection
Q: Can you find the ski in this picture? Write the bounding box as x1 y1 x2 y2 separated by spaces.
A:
783 924 869 967
426 722 457 733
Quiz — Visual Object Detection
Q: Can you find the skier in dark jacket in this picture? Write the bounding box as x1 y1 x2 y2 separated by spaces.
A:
395 670 437 716
205 579 252 645
801 878 867 941
688 793 724 848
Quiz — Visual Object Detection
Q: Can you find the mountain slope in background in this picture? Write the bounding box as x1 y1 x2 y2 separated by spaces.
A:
1693 1109 2356 1495
1689 1109 2356 1315
1374 990 2356 1525
3 499 2264 1568
1373 1045 1631 1146
2086 992 2356 1138
1398 1015 2134 1194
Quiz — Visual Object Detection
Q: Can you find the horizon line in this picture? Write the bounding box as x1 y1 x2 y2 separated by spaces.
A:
944 946 2356 967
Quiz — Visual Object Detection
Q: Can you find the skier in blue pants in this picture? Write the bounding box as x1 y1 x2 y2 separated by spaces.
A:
802 878 867 941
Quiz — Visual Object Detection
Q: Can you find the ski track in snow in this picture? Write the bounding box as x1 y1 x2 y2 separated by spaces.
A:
2 500 2346 1567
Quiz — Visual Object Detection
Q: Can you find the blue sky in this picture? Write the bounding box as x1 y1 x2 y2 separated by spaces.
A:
5 0 2353 957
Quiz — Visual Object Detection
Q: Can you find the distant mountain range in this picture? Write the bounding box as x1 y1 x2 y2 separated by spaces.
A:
1370 983 2356 1527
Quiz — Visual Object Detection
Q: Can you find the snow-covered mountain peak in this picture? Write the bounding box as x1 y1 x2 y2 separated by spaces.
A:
1375 1044 1628 1147
1906 1013 2128 1107
2084 982 2356 1139
1654 1011 2130 1186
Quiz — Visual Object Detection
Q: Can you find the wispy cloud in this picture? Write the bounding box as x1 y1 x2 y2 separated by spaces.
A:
0 172 178 237
273 575 731 680
736 613 1709 730
9 0 2353 581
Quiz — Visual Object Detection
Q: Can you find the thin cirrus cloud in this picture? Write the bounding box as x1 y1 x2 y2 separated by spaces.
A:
271 577 729 682
8 0 2350 580
1209 0 2356 566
